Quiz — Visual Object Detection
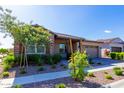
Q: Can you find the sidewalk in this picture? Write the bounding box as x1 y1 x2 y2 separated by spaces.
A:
103 79 124 88
0 62 124 88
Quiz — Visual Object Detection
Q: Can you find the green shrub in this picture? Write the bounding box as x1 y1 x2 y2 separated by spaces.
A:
104 71 108 74
3 55 15 65
105 74 113 80
110 52 124 60
0 48 8 54
12 84 23 88
110 52 116 60
8 52 14 56
51 65 56 69
113 67 121 71
89 61 94 64
27 54 44 65
87 72 95 77
19 67 27 74
68 51 89 81
114 70 123 76
37 66 44 71
89 58 94 64
52 54 62 64
3 64 11 71
14 55 21 65
45 55 53 65
55 83 66 88
2 71 9 77
116 53 121 60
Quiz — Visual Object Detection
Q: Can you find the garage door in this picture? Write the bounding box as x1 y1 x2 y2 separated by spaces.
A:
85 46 98 58
111 47 122 52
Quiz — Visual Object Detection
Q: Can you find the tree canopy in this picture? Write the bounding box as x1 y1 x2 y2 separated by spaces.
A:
0 6 51 46
0 6 52 68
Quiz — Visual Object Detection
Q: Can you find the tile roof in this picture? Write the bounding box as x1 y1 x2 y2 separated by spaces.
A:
52 32 85 40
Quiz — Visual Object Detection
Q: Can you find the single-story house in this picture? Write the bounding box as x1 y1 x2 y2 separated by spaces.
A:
14 26 124 59
97 38 124 58
14 30 103 58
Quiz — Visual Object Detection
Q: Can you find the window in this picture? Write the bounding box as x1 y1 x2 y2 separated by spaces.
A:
59 44 65 53
26 45 35 53
26 44 46 54
37 45 45 54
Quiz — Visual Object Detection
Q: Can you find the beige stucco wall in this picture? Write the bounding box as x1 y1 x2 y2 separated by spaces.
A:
82 41 102 58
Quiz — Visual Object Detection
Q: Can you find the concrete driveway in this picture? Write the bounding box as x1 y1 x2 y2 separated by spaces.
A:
92 58 124 67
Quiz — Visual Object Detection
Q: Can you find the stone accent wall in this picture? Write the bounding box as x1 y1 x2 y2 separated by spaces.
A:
49 35 55 55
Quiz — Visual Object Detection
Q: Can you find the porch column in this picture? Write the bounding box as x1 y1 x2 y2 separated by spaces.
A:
69 38 73 53
79 40 83 53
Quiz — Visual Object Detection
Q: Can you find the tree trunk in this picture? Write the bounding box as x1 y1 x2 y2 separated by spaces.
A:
20 45 23 68
24 46 28 70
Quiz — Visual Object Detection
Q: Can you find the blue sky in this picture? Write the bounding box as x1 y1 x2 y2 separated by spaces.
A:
0 5 124 48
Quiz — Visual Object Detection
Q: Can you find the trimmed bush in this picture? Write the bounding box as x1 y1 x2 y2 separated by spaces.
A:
114 70 123 76
55 83 66 88
52 54 62 64
110 52 116 60
12 84 23 88
87 72 95 77
105 75 113 80
27 54 44 65
37 66 44 71
110 52 124 60
2 71 9 77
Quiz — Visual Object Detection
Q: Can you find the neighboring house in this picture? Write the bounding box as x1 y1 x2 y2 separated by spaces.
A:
14 25 124 59
98 38 124 58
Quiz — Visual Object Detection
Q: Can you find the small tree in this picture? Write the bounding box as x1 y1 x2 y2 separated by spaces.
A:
68 51 89 81
0 7 51 69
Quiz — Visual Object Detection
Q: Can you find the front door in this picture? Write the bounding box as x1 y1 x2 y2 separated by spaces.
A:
59 43 67 58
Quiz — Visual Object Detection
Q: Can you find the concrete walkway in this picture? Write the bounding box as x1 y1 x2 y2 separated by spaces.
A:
103 79 124 88
0 62 124 88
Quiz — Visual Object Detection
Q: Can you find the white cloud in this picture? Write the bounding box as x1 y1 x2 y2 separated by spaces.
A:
104 30 112 33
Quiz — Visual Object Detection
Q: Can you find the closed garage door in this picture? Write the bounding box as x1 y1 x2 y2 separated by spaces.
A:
112 47 122 52
85 46 98 58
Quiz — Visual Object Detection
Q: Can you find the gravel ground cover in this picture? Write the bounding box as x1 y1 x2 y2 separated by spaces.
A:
22 68 124 88
0 61 68 79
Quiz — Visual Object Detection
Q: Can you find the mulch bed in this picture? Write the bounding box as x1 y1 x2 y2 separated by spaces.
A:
22 68 124 88
0 62 68 79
